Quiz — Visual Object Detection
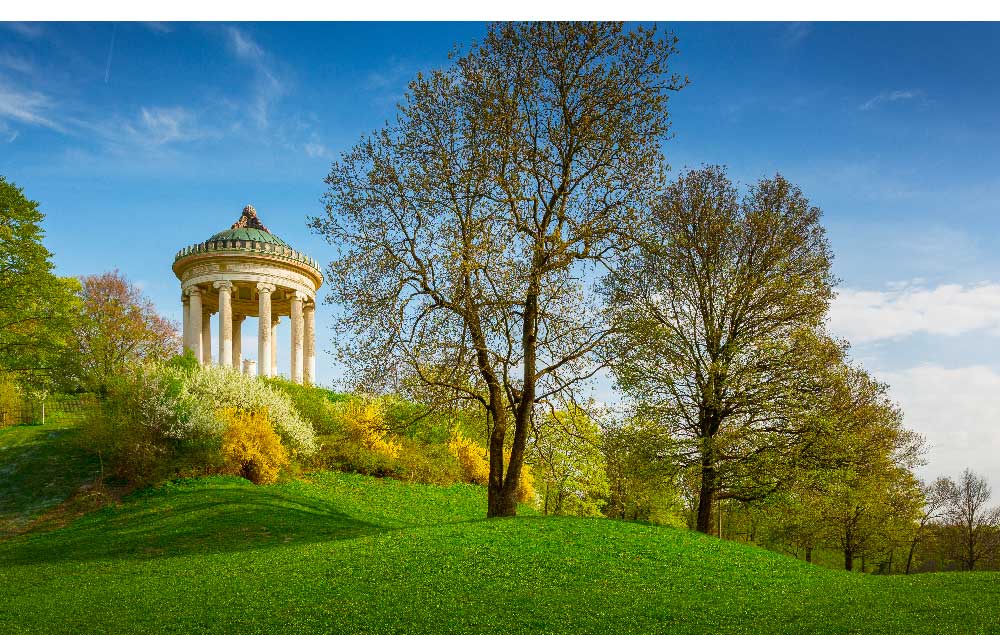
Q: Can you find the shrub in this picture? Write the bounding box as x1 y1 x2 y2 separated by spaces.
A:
218 407 289 485
79 363 316 486
80 363 215 485
449 432 490 485
516 464 536 504
392 438 464 485
265 378 349 435
185 366 316 456
337 397 401 459
448 431 536 503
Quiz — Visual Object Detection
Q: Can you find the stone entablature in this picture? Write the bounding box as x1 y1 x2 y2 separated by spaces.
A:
173 241 321 274
173 205 322 385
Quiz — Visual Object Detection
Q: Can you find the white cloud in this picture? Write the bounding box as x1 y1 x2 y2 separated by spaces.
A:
140 22 173 34
829 282 1000 344
0 120 18 143
0 82 63 131
860 89 924 111
136 106 201 145
223 26 285 128
1 23 44 39
781 22 811 48
879 364 1000 492
304 142 330 159
0 51 34 75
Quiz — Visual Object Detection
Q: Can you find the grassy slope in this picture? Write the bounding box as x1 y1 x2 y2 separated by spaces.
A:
0 470 998 635
0 420 100 535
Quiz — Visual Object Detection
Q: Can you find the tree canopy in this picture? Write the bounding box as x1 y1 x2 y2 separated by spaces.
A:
0 175 80 388
312 22 686 517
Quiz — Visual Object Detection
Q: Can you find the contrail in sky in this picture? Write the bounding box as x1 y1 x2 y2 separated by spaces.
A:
104 23 117 84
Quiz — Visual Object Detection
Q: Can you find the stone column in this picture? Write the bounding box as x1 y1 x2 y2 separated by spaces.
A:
257 283 274 378
290 292 305 384
188 287 203 364
181 293 191 355
201 309 213 365
215 281 233 368
271 318 279 377
232 314 245 368
303 301 316 385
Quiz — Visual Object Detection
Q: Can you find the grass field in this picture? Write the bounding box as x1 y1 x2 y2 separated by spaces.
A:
1 424 999 634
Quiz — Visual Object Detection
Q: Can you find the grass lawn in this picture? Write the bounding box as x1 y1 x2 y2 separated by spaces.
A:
1 426 999 634
0 419 100 535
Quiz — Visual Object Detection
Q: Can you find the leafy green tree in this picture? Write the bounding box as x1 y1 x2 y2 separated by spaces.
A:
764 364 924 572
67 270 180 394
529 404 608 516
602 417 685 525
905 477 952 574
604 166 838 533
313 22 686 517
0 175 80 387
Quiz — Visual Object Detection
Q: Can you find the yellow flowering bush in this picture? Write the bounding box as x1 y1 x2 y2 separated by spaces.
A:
338 397 401 460
448 431 536 503
449 432 490 485
219 407 289 485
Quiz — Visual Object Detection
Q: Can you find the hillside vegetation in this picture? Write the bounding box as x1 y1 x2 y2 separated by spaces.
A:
1 431 998 635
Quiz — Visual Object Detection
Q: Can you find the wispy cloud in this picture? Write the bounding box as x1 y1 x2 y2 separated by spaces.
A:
140 22 173 34
860 89 924 111
829 281 1000 344
0 120 18 143
781 22 811 48
0 51 34 75
223 26 286 128
1 23 44 39
0 82 63 132
135 106 203 145
304 141 331 159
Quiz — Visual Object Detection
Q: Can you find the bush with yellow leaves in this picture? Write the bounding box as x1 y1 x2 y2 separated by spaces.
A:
448 431 536 504
219 407 289 485
449 432 490 484
337 397 401 460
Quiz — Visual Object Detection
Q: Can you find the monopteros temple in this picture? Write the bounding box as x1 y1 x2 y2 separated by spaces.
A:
172 205 323 384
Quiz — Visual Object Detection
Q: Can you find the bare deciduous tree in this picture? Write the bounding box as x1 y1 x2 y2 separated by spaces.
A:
312 22 686 517
942 469 1000 571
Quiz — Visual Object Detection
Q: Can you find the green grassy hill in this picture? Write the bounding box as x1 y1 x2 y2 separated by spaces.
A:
1 425 998 634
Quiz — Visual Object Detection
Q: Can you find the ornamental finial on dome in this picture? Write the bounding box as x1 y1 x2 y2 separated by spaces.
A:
231 204 270 233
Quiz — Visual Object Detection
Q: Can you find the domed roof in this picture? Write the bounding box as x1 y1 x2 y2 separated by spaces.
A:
208 205 290 247
208 226 290 247
173 204 321 274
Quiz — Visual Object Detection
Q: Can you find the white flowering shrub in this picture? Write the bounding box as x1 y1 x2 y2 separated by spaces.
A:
82 356 316 485
183 366 317 455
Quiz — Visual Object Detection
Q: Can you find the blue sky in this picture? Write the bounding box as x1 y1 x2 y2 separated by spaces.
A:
2 21 999 488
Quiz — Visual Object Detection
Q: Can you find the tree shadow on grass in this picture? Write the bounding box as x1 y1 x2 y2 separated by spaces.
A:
0 424 100 532
0 478 384 566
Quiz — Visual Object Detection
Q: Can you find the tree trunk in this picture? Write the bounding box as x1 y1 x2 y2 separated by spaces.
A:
486 393 513 517
805 547 813 564
905 537 918 574
844 549 854 572
696 461 716 534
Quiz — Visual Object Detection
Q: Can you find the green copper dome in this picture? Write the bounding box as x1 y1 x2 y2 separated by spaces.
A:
207 226 290 247
172 204 321 273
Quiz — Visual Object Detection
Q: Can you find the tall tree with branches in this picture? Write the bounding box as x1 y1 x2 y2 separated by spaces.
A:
942 469 1000 571
312 22 686 517
604 165 839 533
0 175 80 387
69 270 180 394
